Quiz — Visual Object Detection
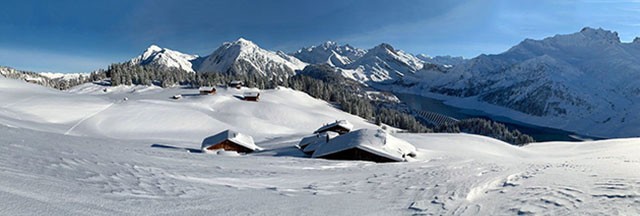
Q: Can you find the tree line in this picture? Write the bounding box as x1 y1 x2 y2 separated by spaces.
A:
433 118 535 146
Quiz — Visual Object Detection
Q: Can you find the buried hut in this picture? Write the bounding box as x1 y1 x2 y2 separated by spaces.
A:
311 129 417 162
201 130 263 153
314 120 353 135
229 80 244 89
297 131 339 154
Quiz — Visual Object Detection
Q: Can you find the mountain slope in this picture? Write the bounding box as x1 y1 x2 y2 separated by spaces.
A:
345 43 424 82
416 54 467 66
404 27 640 137
0 66 91 90
128 45 198 72
292 41 366 67
197 38 306 77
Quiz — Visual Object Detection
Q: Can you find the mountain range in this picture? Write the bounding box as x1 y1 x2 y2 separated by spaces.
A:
5 27 640 138
128 37 450 83
401 27 640 137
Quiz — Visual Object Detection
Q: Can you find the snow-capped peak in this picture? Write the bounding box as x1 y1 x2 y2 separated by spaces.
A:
197 38 306 76
369 43 397 55
292 41 366 67
129 45 198 72
344 43 424 82
406 27 640 138
229 37 259 48
145 44 163 52
320 41 338 49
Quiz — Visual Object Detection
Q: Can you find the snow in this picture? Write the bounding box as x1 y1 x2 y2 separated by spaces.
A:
313 120 354 134
298 131 339 154
416 54 467 66
336 67 369 83
197 86 215 92
201 129 262 152
129 44 198 72
197 38 307 77
38 72 90 81
2 74 640 215
344 43 423 82
401 27 640 138
243 91 260 97
3 78 375 143
292 41 366 67
311 129 418 162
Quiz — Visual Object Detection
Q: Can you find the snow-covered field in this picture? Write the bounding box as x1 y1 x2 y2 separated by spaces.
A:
1 76 640 215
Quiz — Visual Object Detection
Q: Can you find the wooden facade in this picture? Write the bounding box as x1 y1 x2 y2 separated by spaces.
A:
243 93 260 101
199 89 216 95
317 125 350 135
205 139 254 153
319 148 397 163
229 81 244 89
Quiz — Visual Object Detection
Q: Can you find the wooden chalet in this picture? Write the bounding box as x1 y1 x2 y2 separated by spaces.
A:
313 120 354 135
201 130 262 153
199 86 216 95
229 80 244 89
243 91 260 101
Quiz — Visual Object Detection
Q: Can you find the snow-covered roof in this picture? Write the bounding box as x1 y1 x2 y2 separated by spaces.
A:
229 80 244 85
243 91 260 97
198 86 215 91
297 131 339 153
201 130 262 151
311 129 417 162
313 120 354 134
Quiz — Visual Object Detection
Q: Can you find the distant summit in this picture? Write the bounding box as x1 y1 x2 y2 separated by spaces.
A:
129 45 198 72
197 38 306 77
292 41 366 67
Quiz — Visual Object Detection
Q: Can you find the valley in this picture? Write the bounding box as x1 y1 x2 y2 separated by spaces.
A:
394 93 599 142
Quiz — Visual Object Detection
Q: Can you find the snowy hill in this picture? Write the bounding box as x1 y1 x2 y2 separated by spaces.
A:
128 45 198 72
0 75 375 143
197 38 307 77
5 25 640 215
2 74 640 214
402 27 640 138
292 41 366 67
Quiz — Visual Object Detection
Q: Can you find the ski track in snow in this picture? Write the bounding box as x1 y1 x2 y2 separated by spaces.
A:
64 103 114 135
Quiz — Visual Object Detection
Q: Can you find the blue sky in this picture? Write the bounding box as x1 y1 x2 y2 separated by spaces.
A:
2 0 640 72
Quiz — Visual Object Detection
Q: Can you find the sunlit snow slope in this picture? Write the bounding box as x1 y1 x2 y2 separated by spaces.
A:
1 76 640 215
